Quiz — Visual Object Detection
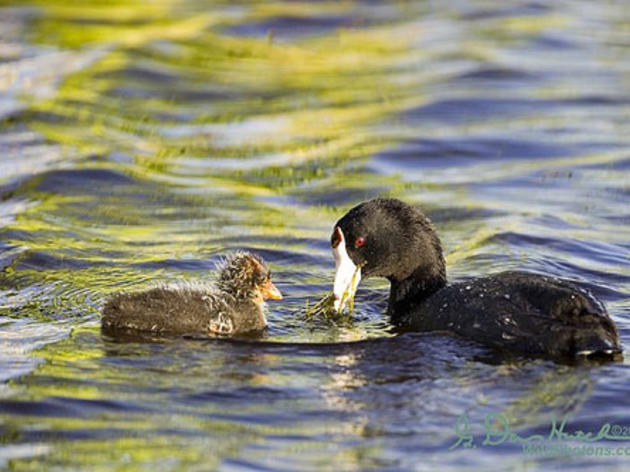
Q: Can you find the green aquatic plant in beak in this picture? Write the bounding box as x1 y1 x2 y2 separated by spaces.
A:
302 291 356 326
302 292 335 320
302 257 362 322
332 227 362 313
334 262 362 314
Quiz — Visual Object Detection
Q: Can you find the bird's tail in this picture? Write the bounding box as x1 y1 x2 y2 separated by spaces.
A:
573 328 622 359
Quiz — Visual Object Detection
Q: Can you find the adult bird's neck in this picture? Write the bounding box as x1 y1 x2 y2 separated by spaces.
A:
386 266 447 319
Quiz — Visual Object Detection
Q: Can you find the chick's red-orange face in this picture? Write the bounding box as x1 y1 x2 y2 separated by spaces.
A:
248 257 282 301
259 277 282 301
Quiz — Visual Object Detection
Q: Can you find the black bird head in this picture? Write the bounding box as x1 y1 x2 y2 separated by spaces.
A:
330 198 445 312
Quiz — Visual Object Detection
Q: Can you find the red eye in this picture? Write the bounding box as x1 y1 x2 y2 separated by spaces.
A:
355 237 366 248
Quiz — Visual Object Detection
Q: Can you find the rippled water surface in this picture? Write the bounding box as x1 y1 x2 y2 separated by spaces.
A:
1 0 630 470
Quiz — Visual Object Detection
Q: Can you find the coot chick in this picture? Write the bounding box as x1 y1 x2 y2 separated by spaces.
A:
331 198 621 360
102 251 282 336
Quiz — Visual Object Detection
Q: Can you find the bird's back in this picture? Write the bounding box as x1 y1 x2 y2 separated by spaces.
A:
102 285 231 335
394 271 621 359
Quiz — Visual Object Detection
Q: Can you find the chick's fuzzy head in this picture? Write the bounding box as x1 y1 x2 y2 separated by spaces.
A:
216 251 277 300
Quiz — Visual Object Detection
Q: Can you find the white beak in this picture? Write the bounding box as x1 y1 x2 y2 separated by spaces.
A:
332 227 362 313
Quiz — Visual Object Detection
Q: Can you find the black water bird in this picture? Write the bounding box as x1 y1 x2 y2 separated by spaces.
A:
331 198 621 360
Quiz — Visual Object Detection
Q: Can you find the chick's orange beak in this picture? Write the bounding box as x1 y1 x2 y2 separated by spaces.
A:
261 279 282 301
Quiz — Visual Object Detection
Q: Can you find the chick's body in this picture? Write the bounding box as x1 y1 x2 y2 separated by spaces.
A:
102 252 281 336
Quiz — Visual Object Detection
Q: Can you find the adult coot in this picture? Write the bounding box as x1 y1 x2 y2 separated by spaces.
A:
102 251 282 336
331 198 621 360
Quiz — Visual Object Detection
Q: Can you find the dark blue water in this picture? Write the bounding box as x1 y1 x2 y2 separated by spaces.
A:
0 0 629 470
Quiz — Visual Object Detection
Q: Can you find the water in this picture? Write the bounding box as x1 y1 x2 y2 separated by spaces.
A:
1 0 629 470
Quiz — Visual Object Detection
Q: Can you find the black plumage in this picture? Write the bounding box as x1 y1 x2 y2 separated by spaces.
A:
332 198 621 360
